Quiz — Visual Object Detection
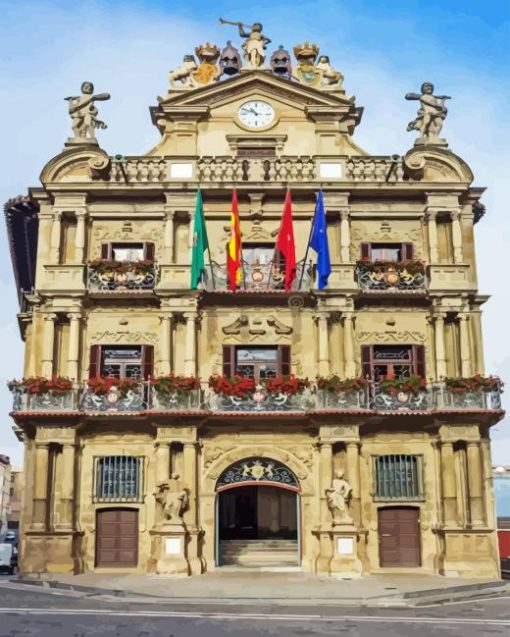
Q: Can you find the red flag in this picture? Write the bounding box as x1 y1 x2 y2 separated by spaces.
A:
227 189 242 291
275 190 297 291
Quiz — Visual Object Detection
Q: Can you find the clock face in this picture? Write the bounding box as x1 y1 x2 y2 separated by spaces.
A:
238 101 275 128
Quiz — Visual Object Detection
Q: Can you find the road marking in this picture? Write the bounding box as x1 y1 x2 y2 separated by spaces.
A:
0 608 508 625
420 595 510 608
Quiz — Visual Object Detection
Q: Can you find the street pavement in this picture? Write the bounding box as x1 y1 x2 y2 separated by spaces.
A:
0 575 509 636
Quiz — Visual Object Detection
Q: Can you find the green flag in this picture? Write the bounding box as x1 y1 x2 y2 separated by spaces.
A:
190 189 209 289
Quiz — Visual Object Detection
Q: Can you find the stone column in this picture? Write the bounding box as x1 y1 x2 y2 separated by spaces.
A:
343 313 356 377
426 210 439 263
467 442 484 527
319 442 333 526
163 210 175 264
459 313 472 377
434 313 447 379
155 442 170 484
42 313 57 377
316 313 330 376
340 210 351 263
31 443 50 530
183 312 196 375
158 315 172 375
451 211 464 264
57 443 75 531
49 210 63 264
346 442 361 525
74 209 87 264
67 312 81 381
440 442 458 527
183 441 203 574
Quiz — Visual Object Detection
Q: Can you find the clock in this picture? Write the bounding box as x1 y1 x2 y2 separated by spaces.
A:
238 101 275 129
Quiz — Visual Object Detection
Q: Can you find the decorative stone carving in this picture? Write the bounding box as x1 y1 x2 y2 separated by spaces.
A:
154 474 188 522
270 45 292 79
356 330 426 343
191 43 221 86
267 317 292 335
168 55 198 88
222 315 249 335
88 154 111 180
217 457 299 489
316 55 344 88
439 425 480 443
221 315 292 338
219 19 271 69
292 42 322 87
406 82 451 145
92 223 163 244
220 41 242 76
326 470 353 526
90 330 158 344
65 82 110 145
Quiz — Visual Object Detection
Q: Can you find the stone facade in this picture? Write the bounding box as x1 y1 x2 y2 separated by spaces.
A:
5 31 504 578
0 455 11 535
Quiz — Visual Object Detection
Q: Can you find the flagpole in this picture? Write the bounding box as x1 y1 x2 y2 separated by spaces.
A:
299 190 318 290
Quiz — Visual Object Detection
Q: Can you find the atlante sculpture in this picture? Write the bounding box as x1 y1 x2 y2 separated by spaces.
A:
65 82 110 143
406 82 451 142
326 470 353 525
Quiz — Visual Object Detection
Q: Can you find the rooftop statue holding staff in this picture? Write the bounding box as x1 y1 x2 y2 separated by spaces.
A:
406 82 451 144
219 18 271 69
65 81 110 144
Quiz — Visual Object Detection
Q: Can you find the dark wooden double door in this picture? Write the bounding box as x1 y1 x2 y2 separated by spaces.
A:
96 509 138 567
378 507 421 567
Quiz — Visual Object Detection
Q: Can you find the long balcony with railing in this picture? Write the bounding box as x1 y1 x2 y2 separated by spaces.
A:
355 260 427 294
87 260 158 294
10 376 503 416
202 260 314 293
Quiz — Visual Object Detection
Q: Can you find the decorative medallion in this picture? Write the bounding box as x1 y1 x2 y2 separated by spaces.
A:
216 457 300 491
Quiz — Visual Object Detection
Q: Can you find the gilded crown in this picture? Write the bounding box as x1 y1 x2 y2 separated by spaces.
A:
195 42 220 61
293 41 319 60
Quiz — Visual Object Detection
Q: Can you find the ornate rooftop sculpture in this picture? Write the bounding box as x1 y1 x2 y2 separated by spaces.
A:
220 41 242 77
65 81 110 145
270 45 292 79
406 82 451 146
219 19 271 69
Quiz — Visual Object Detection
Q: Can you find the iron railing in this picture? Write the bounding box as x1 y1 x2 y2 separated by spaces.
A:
10 381 503 414
87 262 158 292
356 263 427 292
202 260 314 292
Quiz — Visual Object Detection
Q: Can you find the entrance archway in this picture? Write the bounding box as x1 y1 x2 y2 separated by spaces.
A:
215 457 301 568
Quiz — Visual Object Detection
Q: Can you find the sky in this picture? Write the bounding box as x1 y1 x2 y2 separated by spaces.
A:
0 0 509 467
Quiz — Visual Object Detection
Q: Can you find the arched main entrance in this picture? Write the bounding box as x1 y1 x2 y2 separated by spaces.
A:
215 457 301 568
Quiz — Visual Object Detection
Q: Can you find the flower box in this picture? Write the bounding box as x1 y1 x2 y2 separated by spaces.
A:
316 375 368 393
377 374 427 397
443 374 502 394
151 374 201 395
86 376 139 397
264 377 310 396
208 375 256 398
8 375 74 395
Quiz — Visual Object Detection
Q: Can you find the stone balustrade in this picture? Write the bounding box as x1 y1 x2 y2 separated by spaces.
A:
100 155 406 184
10 381 503 415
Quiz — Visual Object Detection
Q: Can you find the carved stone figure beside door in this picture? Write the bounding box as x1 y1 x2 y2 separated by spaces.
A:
326 470 353 525
154 473 188 525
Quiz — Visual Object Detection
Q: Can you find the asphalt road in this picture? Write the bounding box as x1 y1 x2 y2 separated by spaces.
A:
0 576 509 636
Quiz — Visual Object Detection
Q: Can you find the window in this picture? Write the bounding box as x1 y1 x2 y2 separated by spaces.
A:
101 242 155 262
94 456 143 502
88 345 154 379
242 243 274 266
223 345 291 381
360 242 414 262
374 455 422 500
361 344 425 380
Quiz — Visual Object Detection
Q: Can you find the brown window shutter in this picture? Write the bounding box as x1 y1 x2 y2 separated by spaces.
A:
88 345 102 378
143 242 155 261
141 345 154 380
279 345 291 376
413 345 426 378
361 345 372 379
222 345 236 378
360 243 371 260
402 243 414 261
101 243 111 260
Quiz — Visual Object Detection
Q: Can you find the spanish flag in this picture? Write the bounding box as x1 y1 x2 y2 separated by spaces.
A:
227 189 242 291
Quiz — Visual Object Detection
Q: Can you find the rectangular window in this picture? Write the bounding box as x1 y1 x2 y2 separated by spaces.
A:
101 242 155 262
94 456 144 502
373 455 422 500
223 345 291 381
89 345 154 379
360 242 414 262
361 344 425 380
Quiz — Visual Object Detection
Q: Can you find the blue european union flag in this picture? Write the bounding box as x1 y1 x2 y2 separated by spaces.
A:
309 190 331 289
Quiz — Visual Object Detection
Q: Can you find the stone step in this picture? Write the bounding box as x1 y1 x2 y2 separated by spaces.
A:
219 539 299 567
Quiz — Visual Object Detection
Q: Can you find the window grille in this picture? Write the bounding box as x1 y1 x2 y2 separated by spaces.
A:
94 456 144 502
373 455 422 500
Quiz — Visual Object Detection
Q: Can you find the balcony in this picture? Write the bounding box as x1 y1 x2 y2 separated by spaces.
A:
87 260 158 294
202 260 314 293
10 379 503 416
104 155 406 185
355 261 427 294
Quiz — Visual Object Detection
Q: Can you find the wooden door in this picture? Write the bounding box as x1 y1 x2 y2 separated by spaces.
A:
378 507 421 567
95 509 138 567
